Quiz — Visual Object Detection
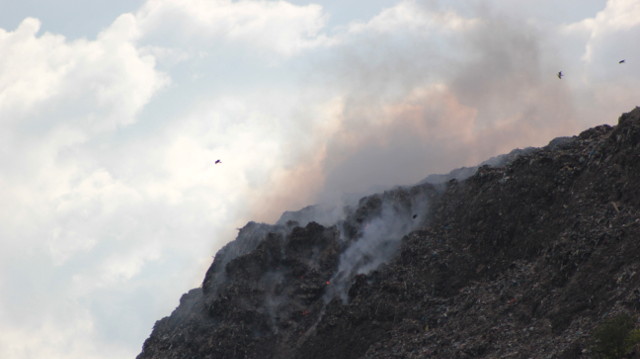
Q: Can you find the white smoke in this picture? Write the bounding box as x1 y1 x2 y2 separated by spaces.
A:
318 186 431 303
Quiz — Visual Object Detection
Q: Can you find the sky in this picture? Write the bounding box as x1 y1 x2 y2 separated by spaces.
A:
0 0 639 357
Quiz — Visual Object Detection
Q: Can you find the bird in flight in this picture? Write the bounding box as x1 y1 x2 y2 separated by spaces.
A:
557 71 563 79
619 59 626 64
214 159 222 165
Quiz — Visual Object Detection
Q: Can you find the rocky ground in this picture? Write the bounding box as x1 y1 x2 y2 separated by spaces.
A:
138 107 640 358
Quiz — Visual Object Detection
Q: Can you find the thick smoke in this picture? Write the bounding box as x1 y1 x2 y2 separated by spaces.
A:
157 0 640 346
203 0 640 314
245 2 594 226
195 123 574 339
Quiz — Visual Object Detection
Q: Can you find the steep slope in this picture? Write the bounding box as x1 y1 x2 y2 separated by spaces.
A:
138 107 640 359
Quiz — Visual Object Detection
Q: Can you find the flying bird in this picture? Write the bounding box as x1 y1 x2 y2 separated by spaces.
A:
619 59 626 64
214 159 222 165
557 71 563 79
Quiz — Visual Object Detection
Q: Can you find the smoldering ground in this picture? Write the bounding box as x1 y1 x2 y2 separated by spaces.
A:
232 2 640 310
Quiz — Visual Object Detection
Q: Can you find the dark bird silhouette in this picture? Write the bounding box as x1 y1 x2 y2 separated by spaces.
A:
557 71 563 79
619 59 626 64
214 160 222 165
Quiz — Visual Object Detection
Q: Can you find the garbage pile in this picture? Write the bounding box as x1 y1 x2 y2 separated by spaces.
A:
138 107 640 359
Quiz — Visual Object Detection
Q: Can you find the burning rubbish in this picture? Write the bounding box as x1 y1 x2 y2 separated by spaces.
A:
139 108 640 359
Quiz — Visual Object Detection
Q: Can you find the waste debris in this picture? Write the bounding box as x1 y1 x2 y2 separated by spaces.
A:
138 107 640 359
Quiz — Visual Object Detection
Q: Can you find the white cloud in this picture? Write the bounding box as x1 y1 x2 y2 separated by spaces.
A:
567 0 640 62
0 10 171 359
0 16 167 132
346 0 478 35
0 18 65 118
591 0 640 32
135 0 332 58
556 0 640 122
0 11 168 265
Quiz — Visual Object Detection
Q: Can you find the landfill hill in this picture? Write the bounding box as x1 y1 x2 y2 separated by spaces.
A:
138 107 640 359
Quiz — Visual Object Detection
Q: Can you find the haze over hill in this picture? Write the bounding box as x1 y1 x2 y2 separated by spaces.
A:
138 107 640 359
2 1 640 358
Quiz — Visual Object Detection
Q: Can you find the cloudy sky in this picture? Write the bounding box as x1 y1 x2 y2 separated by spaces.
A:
1 0 639 357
